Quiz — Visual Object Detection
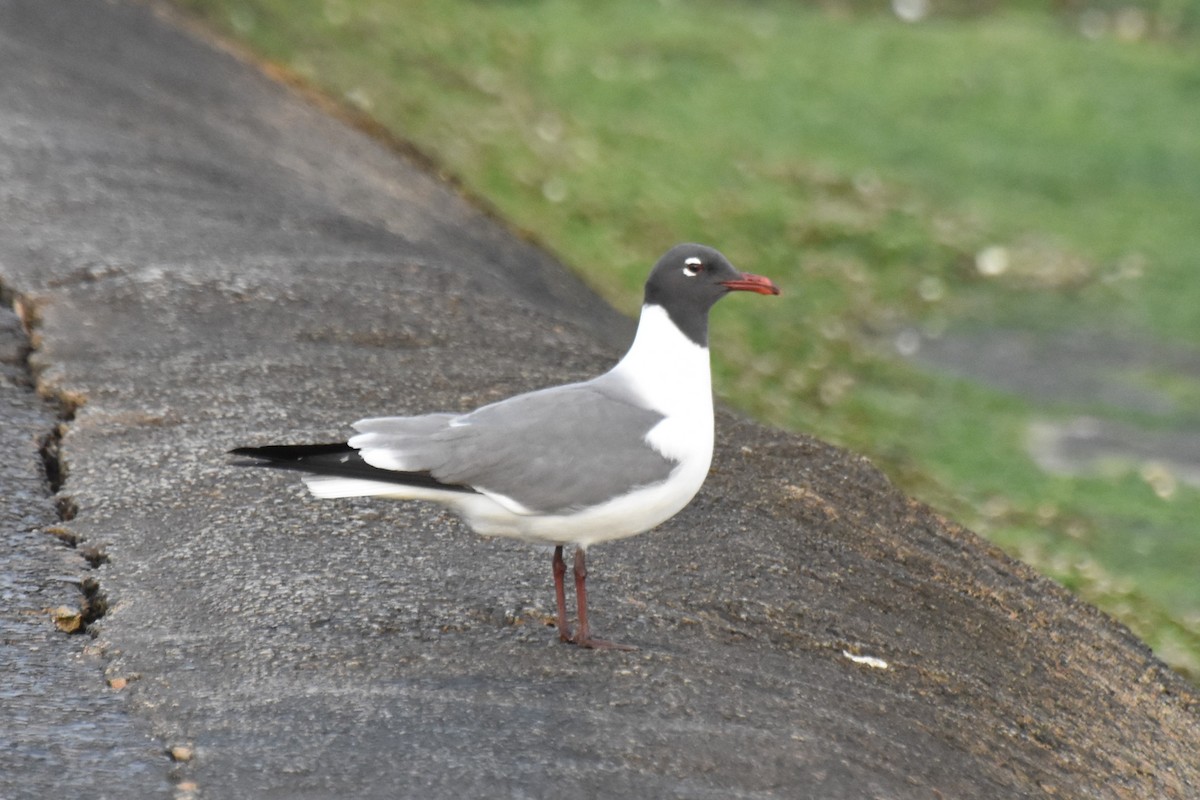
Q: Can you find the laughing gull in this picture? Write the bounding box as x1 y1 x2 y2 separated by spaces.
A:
232 243 780 649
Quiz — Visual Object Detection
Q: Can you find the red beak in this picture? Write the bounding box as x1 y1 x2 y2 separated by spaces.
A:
720 272 781 296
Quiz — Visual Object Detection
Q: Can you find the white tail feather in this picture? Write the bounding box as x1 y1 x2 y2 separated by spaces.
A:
303 476 413 499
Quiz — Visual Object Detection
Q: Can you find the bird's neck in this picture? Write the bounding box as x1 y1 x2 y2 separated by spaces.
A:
610 304 713 414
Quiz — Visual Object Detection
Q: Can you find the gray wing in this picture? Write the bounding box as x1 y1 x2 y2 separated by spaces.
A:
350 379 676 514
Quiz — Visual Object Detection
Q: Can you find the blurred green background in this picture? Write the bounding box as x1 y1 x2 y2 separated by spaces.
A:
174 0 1200 679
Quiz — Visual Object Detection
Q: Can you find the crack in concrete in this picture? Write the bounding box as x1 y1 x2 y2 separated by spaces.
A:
1 269 169 794
2 282 108 633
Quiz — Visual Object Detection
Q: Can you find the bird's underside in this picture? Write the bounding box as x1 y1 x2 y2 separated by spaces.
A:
231 442 632 648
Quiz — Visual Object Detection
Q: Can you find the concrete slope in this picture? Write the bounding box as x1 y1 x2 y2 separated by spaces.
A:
0 1 1196 798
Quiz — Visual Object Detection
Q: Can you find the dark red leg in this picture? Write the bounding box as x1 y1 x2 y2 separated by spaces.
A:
552 545 572 643
571 547 636 651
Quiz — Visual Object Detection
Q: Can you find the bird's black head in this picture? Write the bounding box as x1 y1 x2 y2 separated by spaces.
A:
643 243 780 346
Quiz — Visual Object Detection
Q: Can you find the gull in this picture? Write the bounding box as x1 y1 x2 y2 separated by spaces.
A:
232 243 780 649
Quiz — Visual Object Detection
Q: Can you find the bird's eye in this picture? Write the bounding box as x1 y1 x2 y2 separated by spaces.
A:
683 257 703 277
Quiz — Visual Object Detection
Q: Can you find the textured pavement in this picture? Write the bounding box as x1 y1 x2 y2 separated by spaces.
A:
1 1 1197 798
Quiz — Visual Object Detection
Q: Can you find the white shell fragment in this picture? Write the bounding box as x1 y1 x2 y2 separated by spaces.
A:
842 650 890 670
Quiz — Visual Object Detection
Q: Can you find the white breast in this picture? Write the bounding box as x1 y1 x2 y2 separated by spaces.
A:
610 303 715 459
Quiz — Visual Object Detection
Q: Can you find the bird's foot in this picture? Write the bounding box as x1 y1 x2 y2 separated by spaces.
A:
570 635 638 652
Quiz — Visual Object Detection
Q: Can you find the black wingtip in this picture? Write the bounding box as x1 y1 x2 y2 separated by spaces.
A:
227 442 477 494
228 443 353 461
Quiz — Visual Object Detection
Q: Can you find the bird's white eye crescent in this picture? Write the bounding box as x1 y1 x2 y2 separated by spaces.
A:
683 257 702 277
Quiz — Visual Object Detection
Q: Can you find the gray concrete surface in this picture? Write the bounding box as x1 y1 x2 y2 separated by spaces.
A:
1 306 169 798
1 0 1198 798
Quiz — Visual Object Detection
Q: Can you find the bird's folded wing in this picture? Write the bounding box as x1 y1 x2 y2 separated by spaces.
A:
351 382 678 515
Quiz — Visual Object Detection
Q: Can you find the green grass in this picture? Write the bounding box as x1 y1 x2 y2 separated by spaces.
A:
174 0 1200 679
